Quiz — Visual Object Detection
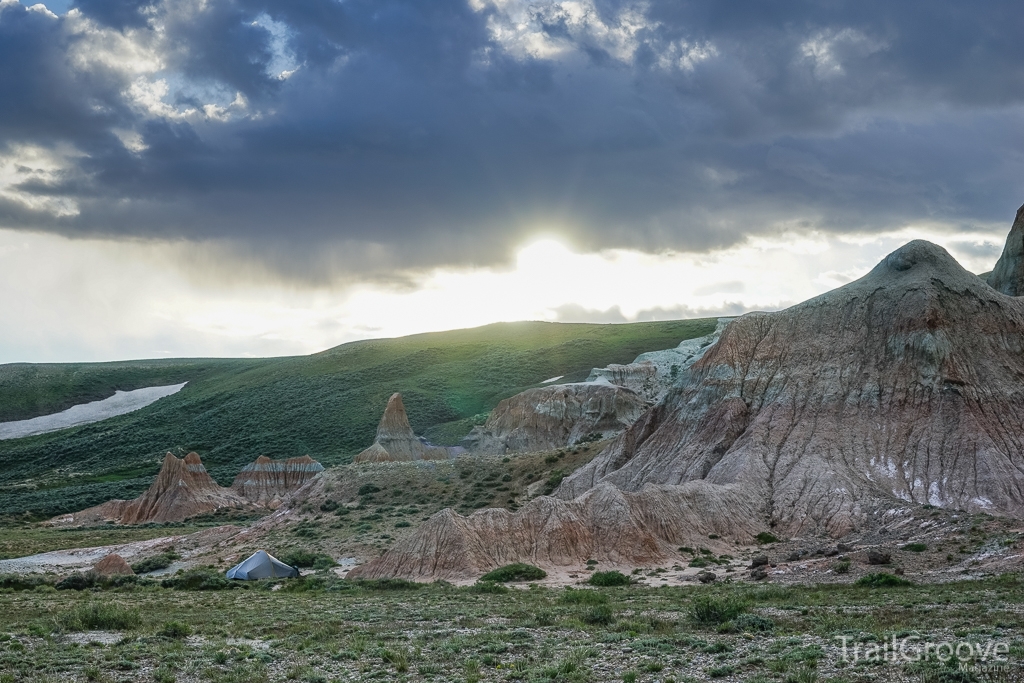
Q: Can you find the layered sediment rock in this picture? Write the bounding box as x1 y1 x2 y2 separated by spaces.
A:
461 383 648 455
58 451 324 525
116 452 250 525
586 319 731 401
354 393 452 462
355 229 1024 580
231 455 324 509
559 240 1024 533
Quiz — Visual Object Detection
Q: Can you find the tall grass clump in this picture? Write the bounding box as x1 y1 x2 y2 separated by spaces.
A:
689 594 748 627
55 603 141 632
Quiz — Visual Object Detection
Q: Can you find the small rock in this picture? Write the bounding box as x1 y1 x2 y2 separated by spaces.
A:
867 550 891 565
749 555 769 568
750 568 768 581
697 571 717 584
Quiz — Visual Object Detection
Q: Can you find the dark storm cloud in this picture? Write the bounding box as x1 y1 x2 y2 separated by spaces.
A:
3 0 1024 279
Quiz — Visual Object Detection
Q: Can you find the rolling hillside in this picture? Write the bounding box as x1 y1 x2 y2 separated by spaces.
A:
0 319 715 518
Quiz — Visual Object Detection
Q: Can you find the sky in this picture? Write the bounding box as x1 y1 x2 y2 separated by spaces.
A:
1 0 1022 362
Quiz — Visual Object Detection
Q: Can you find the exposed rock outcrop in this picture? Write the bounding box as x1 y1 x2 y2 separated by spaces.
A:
354 393 452 462
355 229 1024 580
460 383 648 455
230 455 325 509
92 553 134 576
559 239 1024 533
986 203 1024 295
585 319 731 401
348 481 762 580
116 452 250 525
58 451 324 526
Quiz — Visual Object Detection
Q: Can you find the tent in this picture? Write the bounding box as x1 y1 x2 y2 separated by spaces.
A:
225 550 299 580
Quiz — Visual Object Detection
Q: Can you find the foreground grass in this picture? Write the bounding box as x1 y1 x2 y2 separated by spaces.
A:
0 574 1020 682
0 319 714 519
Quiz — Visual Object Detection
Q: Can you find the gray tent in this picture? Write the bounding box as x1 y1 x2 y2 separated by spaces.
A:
225 550 299 580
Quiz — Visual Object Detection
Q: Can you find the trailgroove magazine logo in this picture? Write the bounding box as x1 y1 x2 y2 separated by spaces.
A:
836 635 1014 676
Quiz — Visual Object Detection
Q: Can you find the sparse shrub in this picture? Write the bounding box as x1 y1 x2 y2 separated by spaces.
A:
56 603 141 631
856 573 913 588
0 574 53 591
733 613 775 632
357 484 381 496
319 499 339 512
587 570 631 587
158 620 192 638
131 551 179 574
356 578 421 590
543 470 565 494
579 604 615 625
479 563 547 583
755 532 780 544
833 560 851 574
161 569 233 591
469 581 509 594
279 550 334 569
689 595 748 627
902 542 928 552
56 572 96 591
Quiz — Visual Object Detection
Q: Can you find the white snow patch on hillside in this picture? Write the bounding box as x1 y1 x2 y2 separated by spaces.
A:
0 382 187 440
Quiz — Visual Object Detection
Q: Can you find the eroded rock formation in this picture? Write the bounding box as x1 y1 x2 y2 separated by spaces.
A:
461 383 648 455
987 203 1024 295
586 319 731 401
57 451 324 526
355 234 1024 580
230 455 325 509
354 393 452 462
348 482 762 581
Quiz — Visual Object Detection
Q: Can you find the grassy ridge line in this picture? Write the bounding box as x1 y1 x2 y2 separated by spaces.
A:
0 359 259 423
0 319 715 518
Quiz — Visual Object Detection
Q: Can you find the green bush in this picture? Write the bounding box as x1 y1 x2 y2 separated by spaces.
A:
131 551 179 574
479 563 547 583
579 604 615 625
158 621 192 638
0 574 53 591
587 571 631 587
468 581 509 594
278 550 335 569
902 543 928 552
856 573 913 588
56 603 141 631
356 578 421 591
357 484 382 496
161 570 233 591
754 532 780 544
733 613 775 632
56 573 96 591
689 595 748 627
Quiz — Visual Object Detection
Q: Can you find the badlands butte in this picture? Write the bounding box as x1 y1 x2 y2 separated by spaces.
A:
3 208 1024 587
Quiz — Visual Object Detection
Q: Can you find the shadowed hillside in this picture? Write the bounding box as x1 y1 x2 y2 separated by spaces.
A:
0 319 714 518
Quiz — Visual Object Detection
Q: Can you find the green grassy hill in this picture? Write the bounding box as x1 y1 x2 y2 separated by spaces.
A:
0 319 715 519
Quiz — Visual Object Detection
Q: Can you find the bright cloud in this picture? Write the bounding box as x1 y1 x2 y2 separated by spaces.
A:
0 225 1006 363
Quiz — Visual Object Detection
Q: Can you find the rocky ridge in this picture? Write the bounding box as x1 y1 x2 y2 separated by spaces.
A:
353 225 1024 579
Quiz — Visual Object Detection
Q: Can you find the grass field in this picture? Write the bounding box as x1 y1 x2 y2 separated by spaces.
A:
0 573 1020 682
0 319 715 519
